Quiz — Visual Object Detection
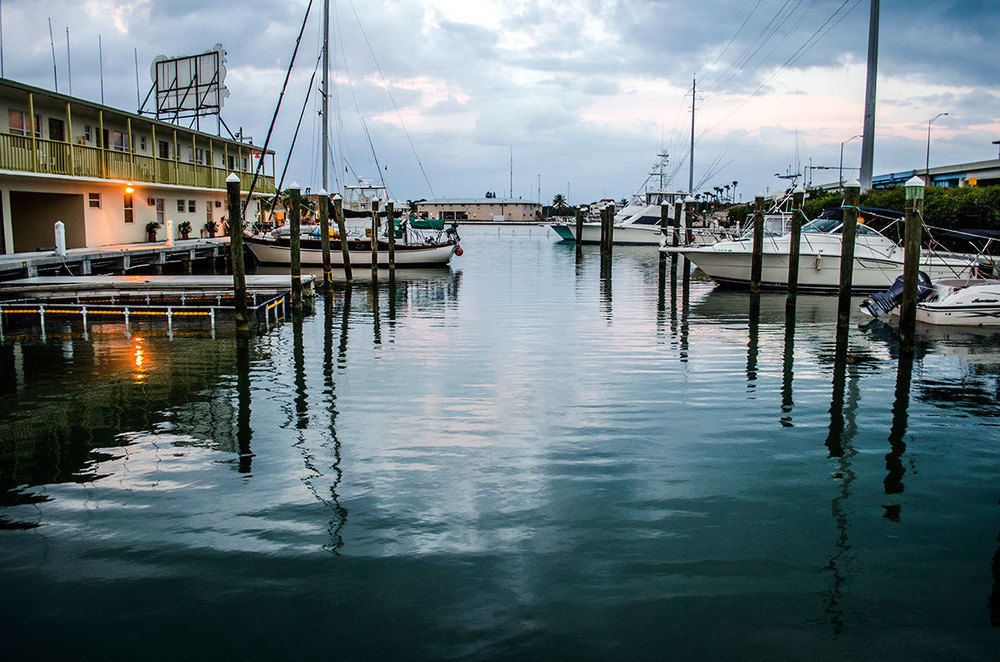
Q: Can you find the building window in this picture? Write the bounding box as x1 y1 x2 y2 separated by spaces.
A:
188 199 196 213
154 198 165 224
177 199 185 213
111 131 126 152
241 157 248 171
227 155 235 170
455 211 468 220
158 140 170 159
88 192 101 209
124 193 134 224
441 211 455 220
215 200 222 208
195 148 204 165
84 125 92 142
8 110 39 137
206 201 213 223
48 117 65 142
139 136 147 151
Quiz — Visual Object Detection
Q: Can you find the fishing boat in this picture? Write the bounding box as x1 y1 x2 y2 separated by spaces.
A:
550 189 695 245
862 276 1000 326
245 216 461 268
669 206 987 292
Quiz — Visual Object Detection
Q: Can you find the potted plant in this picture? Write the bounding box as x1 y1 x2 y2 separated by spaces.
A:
178 221 192 240
145 221 160 242
204 219 218 238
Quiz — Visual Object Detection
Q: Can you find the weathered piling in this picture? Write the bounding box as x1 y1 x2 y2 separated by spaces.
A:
836 180 861 330
898 176 925 351
683 196 696 246
288 182 303 311
600 204 612 256
226 173 248 331
607 204 614 251
658 202 669 270
575 206 585 255
672 199 683 247
386 201 396 271
318 187 333 292
332 193 352 283
370 199 380 279
750 193 765 293
785 185 806 307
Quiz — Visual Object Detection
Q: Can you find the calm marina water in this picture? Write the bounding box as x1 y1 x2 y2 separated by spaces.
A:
2 226 999 659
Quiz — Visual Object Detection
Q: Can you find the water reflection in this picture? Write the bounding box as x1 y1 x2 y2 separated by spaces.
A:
746 293 760 389
884 348 914 500
322 294 347 554
236 336 253 474
780 304 796 427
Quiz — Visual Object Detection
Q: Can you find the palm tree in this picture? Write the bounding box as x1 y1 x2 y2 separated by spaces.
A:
552 194 569 213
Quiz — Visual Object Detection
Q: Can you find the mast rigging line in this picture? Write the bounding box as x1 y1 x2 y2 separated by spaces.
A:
344 0 437 199
267 51 324 227
242 0 315 218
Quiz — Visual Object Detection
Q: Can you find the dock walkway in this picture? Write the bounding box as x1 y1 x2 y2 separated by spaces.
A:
0 238 230 280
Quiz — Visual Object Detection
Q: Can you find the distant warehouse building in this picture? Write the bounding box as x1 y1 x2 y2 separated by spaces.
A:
817 157 1000 191
416 196 541 222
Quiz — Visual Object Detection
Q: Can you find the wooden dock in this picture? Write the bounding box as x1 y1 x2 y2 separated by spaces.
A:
0 274 313 300
0 238 230 280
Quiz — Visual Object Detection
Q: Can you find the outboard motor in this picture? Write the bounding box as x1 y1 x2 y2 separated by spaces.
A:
861 271 933 318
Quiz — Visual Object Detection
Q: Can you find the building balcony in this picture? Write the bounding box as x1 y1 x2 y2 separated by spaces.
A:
0 132 275 194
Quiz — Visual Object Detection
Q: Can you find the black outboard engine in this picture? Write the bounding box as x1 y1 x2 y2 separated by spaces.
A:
861 271 933 318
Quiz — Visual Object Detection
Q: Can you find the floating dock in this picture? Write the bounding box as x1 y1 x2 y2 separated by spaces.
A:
0 238 230 280
0 274 314 338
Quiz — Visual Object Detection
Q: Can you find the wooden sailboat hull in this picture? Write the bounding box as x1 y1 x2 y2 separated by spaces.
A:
244 236 458 268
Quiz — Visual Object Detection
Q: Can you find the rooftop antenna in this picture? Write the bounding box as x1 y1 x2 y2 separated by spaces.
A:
509 146 513 199
537 173 540 203
98 34 104 104
65 27 72 95
859 0 880 190
47 18 58 92
133 48 140 110
688 75 698 194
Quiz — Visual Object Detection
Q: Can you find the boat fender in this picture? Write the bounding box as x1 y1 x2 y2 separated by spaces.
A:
455 245 464 256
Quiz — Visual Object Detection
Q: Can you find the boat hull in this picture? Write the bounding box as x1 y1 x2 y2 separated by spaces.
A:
549 222 662 245
245 236 457 267
675 241 977 293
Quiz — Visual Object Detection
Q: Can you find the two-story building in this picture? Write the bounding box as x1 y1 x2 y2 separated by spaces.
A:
416 197 542 222
0 78 275 254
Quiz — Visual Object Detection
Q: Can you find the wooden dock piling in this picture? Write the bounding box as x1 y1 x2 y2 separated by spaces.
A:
332 193 352 283
750 194 765 293
288 182 303 311
899 176 925 352
683 196 696 246
786 186 806 307
672 199 682 247
370 199 379 280
836 181 861 330
605 203 615 251
318 188 333 292
575 206 585 255
226 173 248 331
386 201 396 271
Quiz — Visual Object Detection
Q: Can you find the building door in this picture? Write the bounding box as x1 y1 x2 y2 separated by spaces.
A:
9 192 86 252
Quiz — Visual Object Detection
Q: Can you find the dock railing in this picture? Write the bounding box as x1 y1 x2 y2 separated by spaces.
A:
0 133 274 194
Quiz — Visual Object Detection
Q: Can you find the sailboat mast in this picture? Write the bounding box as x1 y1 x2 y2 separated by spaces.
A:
321 0 330 191
688 76 696 195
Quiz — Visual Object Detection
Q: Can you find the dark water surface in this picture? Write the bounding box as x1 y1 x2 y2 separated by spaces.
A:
2 227 999 660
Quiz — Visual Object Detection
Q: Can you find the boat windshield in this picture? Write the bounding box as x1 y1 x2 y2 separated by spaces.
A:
801 217 881 236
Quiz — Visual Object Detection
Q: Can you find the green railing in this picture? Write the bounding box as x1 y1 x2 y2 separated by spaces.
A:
0 132 275 194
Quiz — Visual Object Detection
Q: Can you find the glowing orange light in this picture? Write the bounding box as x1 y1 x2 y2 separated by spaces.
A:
125 184 135 194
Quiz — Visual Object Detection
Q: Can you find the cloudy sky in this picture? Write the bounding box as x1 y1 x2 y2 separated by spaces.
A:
2 0 998 203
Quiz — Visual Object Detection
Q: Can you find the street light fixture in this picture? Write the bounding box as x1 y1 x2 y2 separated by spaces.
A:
840 135 862 191
925 112 949 184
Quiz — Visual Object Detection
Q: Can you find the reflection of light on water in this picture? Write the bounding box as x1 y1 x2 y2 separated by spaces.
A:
133 337 145 381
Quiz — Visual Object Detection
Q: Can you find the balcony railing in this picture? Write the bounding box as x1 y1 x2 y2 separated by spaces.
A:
0 132 275 194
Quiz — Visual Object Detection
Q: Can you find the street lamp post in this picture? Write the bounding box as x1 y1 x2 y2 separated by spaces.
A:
840 134 862 191
925 112 948 184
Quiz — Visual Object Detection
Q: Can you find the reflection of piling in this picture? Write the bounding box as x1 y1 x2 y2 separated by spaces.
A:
236 336 253 473
899 176 925 352
288 183 303 312
338 285 351 367
293 313 308 427
370 199 380 280
750 194 765 293
836 181 861 330
747 293 760 386
371 281 381 345
318 188 333 292
386 201 396 271
226 173 249 331
827 324 850 457
333 194 352 283
884 347 914 498
786 186 805 307
780 305 796 426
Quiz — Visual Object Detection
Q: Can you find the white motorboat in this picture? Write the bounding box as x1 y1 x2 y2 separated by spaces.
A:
669 207 985 293
862 277 1000 326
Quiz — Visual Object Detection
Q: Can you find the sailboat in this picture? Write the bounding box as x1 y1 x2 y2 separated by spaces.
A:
245 0 460 269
